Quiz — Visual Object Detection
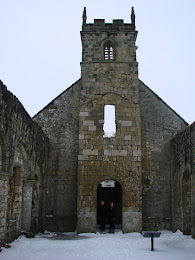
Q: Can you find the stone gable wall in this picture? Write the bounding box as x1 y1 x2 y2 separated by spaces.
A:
34 80 81 231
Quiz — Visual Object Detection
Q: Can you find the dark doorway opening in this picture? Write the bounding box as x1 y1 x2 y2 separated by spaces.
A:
97 180 122 226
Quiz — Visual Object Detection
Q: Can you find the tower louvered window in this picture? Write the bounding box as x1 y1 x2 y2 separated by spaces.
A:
104 41 114 60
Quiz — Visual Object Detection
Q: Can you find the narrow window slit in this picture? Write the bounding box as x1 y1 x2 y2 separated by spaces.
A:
103 105 116 138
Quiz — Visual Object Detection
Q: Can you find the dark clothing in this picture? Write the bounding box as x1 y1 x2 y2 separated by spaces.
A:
108 207 116 233
98 204 107 232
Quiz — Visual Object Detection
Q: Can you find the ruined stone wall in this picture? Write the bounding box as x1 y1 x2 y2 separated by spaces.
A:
139 80 188 231
34 80 81 232
169 122 195 237
0 80 49 243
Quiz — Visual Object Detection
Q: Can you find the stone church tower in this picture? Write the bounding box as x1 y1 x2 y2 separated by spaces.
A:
77 7 142 233
1 7 195 244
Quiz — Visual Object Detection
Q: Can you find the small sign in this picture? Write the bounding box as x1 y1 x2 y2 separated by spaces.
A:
142 232 161 251
100 180 115 188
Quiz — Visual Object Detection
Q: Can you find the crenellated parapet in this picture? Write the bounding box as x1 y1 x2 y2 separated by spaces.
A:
82 6 136 32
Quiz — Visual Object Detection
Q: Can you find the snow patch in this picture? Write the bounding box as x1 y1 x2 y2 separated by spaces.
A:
1 231 195 260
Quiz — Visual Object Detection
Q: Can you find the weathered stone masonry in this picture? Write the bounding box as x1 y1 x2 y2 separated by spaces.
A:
169 122 195 238
34 7 190 234
77 11 142 233
0 7 195 243
34 80 81 231
0 81 49 243
139 80 187 230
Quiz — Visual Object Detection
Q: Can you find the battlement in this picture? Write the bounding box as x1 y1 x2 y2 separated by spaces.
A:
82 7 136 32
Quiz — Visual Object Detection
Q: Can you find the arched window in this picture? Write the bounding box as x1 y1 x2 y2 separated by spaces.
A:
104 41 114 60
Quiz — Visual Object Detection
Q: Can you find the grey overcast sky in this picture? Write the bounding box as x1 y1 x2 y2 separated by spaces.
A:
1 0 195 124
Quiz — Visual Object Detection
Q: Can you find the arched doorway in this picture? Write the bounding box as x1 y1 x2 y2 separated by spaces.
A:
97 179 122 229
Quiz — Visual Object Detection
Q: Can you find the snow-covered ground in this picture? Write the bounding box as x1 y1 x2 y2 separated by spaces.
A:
1 230 195 260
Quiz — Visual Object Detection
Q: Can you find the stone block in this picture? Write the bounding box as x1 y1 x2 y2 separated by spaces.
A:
122 208 142 233
80 112 89 117
133 150 142 157
83 149 92 155
91 149 98 156
78 155 89 161
79 134 84 140
104 150 127 156
83 120 94 126
104 150 112 156
121 121 132 127
88 126 96 131
83 149 98 156
119 150 128 156
112 150 119 156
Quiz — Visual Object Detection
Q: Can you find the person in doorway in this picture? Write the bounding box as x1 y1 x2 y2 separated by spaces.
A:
97 200 107 233
108 202 116 233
